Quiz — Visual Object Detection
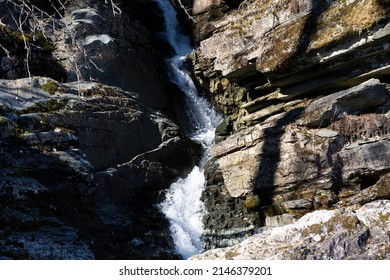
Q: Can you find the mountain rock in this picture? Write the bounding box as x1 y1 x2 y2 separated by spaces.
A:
191 0 390 255
0 0 202 260
0 76 201 259
2 0 390 260
191 200 390 260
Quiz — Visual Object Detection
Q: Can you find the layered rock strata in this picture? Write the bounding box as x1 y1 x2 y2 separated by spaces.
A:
186 0 390 255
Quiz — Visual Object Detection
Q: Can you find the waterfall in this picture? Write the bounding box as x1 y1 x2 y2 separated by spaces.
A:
155 0 222 259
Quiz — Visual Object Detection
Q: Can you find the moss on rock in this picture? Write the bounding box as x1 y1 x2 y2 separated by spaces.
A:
0 116 8 125
22 99 66 114
245 192 261 210
40 80 59 95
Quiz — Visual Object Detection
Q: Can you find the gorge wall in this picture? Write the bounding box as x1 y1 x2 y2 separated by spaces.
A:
1 0 389 260
177 0 390 258
0 0 202 259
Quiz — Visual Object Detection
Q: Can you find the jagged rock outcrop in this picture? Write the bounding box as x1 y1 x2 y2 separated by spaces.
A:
192 0 390 130
0 77 201 259
0 0 202 259
189 0 390 255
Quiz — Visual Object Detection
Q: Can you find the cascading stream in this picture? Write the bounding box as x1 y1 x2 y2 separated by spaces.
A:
155 0 222 259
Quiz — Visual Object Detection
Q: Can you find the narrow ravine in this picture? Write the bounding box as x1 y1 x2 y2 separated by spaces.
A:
155 0 222 259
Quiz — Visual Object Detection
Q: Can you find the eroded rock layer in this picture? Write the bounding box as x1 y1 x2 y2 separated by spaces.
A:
185 0 390 256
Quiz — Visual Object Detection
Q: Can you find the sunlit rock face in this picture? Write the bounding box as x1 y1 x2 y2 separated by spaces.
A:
192 200 390 260
187 0 390 254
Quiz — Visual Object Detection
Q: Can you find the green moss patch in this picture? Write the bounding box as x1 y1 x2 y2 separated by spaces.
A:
309 0 388 51
40 80 58 95
1 26 55 53
0 116 8 125
22 99 66 114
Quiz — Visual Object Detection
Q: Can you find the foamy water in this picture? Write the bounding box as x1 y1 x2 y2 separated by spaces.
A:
159 167 206 259
154 0 222 258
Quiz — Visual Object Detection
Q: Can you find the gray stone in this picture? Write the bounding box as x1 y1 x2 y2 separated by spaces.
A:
281 199 313 210
303 79 389 127
242 103 285 124
0 78 51 110
338 174 390 207
316 129 338 138
6 226 95 260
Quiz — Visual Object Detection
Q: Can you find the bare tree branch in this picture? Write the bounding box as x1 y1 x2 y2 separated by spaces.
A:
105 0 121 16
177 0 196 23
1 0 121 95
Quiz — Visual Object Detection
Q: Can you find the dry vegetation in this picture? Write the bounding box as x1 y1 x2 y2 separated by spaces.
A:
309 0 389 51
330 114 390 142
0 0 121 91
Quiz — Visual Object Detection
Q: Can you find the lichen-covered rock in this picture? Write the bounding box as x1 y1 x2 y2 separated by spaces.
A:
201 78 390 248
0 0 172 109
301 79 390 127
192 0 390 129
191 0 390 251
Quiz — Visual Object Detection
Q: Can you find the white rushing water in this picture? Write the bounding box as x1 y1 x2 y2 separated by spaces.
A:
155 0 222 259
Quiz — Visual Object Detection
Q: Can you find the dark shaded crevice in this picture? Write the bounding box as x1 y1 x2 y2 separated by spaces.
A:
359 176 381 190
330 154 343 196
225 0 246 9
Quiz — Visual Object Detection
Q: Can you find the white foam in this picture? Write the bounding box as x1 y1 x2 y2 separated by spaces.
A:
83 34 114 46
154 0 222 259
159 167 206 259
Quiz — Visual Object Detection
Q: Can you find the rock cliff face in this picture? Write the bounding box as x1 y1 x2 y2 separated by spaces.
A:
182 0 390 258
2 0 390 260
0 0 201 259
